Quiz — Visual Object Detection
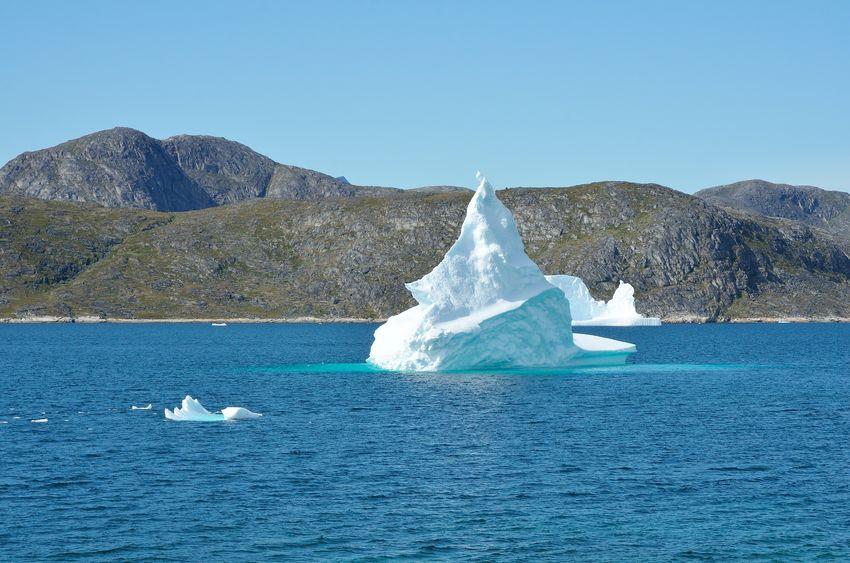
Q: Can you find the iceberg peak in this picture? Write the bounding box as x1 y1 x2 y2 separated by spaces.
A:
368 173 636 371
474 170 494 198
546 275 661 326
405 171 551 322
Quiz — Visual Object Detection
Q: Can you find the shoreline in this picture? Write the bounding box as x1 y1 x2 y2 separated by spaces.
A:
0 316 380 324
2 315 850 324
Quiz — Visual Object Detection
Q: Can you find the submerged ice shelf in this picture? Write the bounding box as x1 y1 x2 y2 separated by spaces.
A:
545 275 661 326
164 396 262 422
368 173 636 372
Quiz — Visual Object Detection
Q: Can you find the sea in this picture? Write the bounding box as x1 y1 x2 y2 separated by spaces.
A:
1 322 849 560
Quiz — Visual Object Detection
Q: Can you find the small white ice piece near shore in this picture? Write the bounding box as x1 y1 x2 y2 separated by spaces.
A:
131 404 153 410
211 322 227 327
368 172 636 371
164 396 262 422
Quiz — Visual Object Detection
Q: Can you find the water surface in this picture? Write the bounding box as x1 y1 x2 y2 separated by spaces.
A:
1 323 849 560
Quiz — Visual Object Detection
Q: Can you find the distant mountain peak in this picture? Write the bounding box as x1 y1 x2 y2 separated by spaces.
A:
696 179 850 240
0 128 400 211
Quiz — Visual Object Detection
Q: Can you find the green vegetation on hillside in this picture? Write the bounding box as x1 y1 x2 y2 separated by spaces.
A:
3 182 850 321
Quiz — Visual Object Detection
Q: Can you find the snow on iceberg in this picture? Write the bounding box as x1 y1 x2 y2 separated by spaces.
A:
545 275 661 326
368 172 636 371
164 396 262 422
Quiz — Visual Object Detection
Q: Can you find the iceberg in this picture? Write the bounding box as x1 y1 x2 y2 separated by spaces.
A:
368 173 636 371
130 403 153 410
164 396 262 422
545 275 662 326
221 407 263 420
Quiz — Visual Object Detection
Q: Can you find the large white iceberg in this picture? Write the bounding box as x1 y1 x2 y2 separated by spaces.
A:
164 396 262 422
545 275 661 326
368 173 636 371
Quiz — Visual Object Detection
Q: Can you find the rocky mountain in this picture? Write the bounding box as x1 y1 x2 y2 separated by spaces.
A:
3 182 850 322
696 180 850 242
160 134 277 205
0 128 215 211
0 128 399 210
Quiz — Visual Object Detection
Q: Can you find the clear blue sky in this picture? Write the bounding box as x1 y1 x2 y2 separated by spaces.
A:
2 1 848 192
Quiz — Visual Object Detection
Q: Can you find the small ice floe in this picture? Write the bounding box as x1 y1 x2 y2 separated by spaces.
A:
31 418 48 423
211 323 227 327
131 404 153 410
221 407 262 420
0 420 8 424
164 396 261 422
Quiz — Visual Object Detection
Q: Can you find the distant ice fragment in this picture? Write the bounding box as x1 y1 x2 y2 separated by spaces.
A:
546 276 661 326
212 323 227 327
368 173 636 371
131 404 153 410
221 407 262 420
164 396 221 421
31 418 48 423
164 396 261 422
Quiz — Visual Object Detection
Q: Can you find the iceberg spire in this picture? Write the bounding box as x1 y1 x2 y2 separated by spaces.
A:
368 173 636 371
405 171 553 321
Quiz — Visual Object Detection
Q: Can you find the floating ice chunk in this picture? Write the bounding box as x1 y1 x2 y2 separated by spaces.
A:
212 323 227 327
368 173 636 371
31 418 48 423
0 420 7 424
164 396 222 422
131 404 153 410
221 407 262 420
164 396 261 422
546 275 661 326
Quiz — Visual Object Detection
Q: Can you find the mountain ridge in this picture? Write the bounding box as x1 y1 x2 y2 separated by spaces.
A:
696 179 850 244
0 127 403 210
3 129 850 322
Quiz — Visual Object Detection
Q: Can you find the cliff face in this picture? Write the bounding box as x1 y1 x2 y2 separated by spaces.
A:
3 182 850 321
159 135 277 205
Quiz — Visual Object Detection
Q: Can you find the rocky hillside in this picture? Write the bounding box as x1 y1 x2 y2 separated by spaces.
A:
3 182 850 321
696 180 850 242
0 128 400 211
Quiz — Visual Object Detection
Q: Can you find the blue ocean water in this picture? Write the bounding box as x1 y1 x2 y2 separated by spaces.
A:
1 323 849 560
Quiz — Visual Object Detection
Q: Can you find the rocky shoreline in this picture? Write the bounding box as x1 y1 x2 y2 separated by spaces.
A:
3 315 849 324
